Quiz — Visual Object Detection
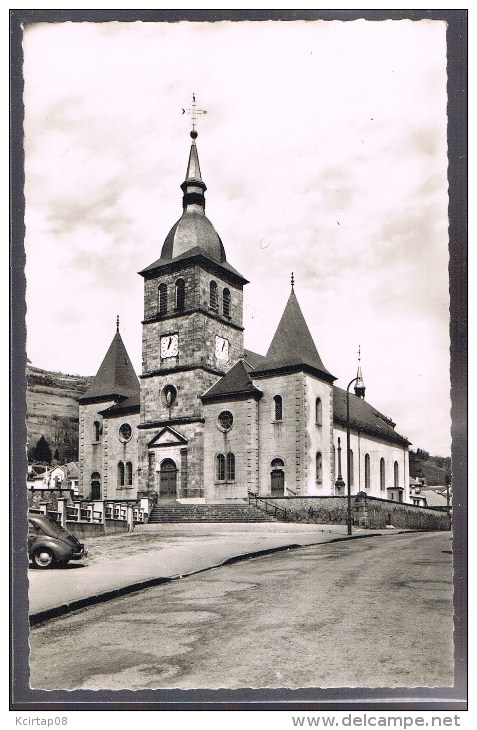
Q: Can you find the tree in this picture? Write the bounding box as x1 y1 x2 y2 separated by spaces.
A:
33 435 52 464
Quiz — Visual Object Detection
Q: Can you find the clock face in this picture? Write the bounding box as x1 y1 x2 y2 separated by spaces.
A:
215 335 229 362
160 333 179 358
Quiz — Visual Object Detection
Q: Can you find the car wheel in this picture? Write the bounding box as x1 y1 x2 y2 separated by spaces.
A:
32 548 55 569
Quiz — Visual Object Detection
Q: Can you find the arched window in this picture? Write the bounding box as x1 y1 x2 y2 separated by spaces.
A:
223 288 231 318
380 458 386 490
175 278 185 312
316 451 323 483
216 453 225 481
125 461 133 486
365 453 371 489
158 283 168 316
226 452 235 481
117 461 125 487
394 460 399 488
210 280 218 311
93 421 101 442
315 397 322 425
273 395 283 421
349 449 354 487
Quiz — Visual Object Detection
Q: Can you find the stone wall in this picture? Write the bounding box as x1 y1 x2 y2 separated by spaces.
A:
255 495 450 531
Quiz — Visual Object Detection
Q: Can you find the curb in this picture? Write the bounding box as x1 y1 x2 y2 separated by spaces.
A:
28 530 406 626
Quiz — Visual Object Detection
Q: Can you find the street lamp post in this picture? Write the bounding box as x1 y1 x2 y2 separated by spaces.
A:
346 366 366 536
346 377 358 536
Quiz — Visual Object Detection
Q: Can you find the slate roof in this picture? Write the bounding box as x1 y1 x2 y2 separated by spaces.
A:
333 386 411 447
139 246 247 283
79 331 140 403
201 359 263 402
418 488 449 508
253 290 335 382
243 349 267 369
98 392 140 417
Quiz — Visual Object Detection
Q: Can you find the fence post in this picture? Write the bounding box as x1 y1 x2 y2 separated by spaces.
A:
57 497 67 528
73 500 82 521
126 503 134 532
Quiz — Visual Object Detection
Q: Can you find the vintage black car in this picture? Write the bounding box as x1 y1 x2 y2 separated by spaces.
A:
28 512 88 568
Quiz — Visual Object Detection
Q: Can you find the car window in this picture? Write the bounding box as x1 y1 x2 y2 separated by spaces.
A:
28 520 40 535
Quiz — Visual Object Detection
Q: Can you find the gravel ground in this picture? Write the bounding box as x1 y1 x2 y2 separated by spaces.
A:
83 522 347 564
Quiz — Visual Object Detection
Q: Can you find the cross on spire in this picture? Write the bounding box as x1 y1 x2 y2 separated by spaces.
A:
116 315 120 333
181 93 207 137
291 271 295 292
358 344 361 362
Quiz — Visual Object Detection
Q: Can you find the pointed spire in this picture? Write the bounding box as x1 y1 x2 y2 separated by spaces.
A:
180 135 207 212
80 326 139 402
180 94 207 212
354 345 366 399
255 287 335 382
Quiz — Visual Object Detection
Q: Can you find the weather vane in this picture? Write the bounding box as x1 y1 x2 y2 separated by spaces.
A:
181 93 207 135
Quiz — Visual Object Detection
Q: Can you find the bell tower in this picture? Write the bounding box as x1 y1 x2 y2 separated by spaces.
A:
137 103 248 498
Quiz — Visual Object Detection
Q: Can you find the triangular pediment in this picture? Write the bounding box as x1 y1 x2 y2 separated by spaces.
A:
148 427 188 448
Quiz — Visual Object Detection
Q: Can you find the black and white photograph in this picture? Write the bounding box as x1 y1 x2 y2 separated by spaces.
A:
10 8 467 712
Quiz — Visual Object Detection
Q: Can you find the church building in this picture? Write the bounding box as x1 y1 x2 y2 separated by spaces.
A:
78 123 411 505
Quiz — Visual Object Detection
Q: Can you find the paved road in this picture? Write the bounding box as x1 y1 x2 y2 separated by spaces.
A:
29 531 454 691
28 522 374 618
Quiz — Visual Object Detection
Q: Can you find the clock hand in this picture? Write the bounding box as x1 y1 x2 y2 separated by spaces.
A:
168 337 172 348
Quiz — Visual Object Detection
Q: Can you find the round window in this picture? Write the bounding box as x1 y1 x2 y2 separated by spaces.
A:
162 384 177 406
119 423 132 442
218 411 234 431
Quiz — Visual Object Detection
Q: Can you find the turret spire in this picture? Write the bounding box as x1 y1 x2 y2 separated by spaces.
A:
354 345 366 399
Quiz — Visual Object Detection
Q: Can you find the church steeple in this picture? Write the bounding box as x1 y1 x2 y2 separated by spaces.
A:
254 277 335 383
80 321 139 403
354 345 366 399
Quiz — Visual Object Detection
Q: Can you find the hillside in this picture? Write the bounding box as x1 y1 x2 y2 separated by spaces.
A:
409 450 451 486
26 364 93 463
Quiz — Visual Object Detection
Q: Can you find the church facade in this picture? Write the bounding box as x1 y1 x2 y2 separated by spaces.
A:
78 128 411 505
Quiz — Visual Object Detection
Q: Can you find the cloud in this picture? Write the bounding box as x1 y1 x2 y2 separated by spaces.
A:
22 18 451 454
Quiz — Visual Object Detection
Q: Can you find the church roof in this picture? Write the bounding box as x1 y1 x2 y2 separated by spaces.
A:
139 246 248 284
139 131 246 285
201 359 263 403
253 289 335 382
98 392 140 417
79 329 139 403
333 386 411 446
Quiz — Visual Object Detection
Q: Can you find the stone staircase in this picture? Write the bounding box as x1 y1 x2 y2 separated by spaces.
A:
148 502 278 523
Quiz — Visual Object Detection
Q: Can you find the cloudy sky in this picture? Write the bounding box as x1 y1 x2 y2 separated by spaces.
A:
23 18 451 455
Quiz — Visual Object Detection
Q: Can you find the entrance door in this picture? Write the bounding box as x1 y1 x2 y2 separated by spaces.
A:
91 472 101 500
270 458 285 496
160 459 178 499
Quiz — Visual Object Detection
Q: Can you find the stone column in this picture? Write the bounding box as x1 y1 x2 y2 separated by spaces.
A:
126 503 134 532
57 498 67 528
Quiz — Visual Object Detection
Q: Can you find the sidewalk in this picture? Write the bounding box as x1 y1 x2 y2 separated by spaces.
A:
28 522 400 624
